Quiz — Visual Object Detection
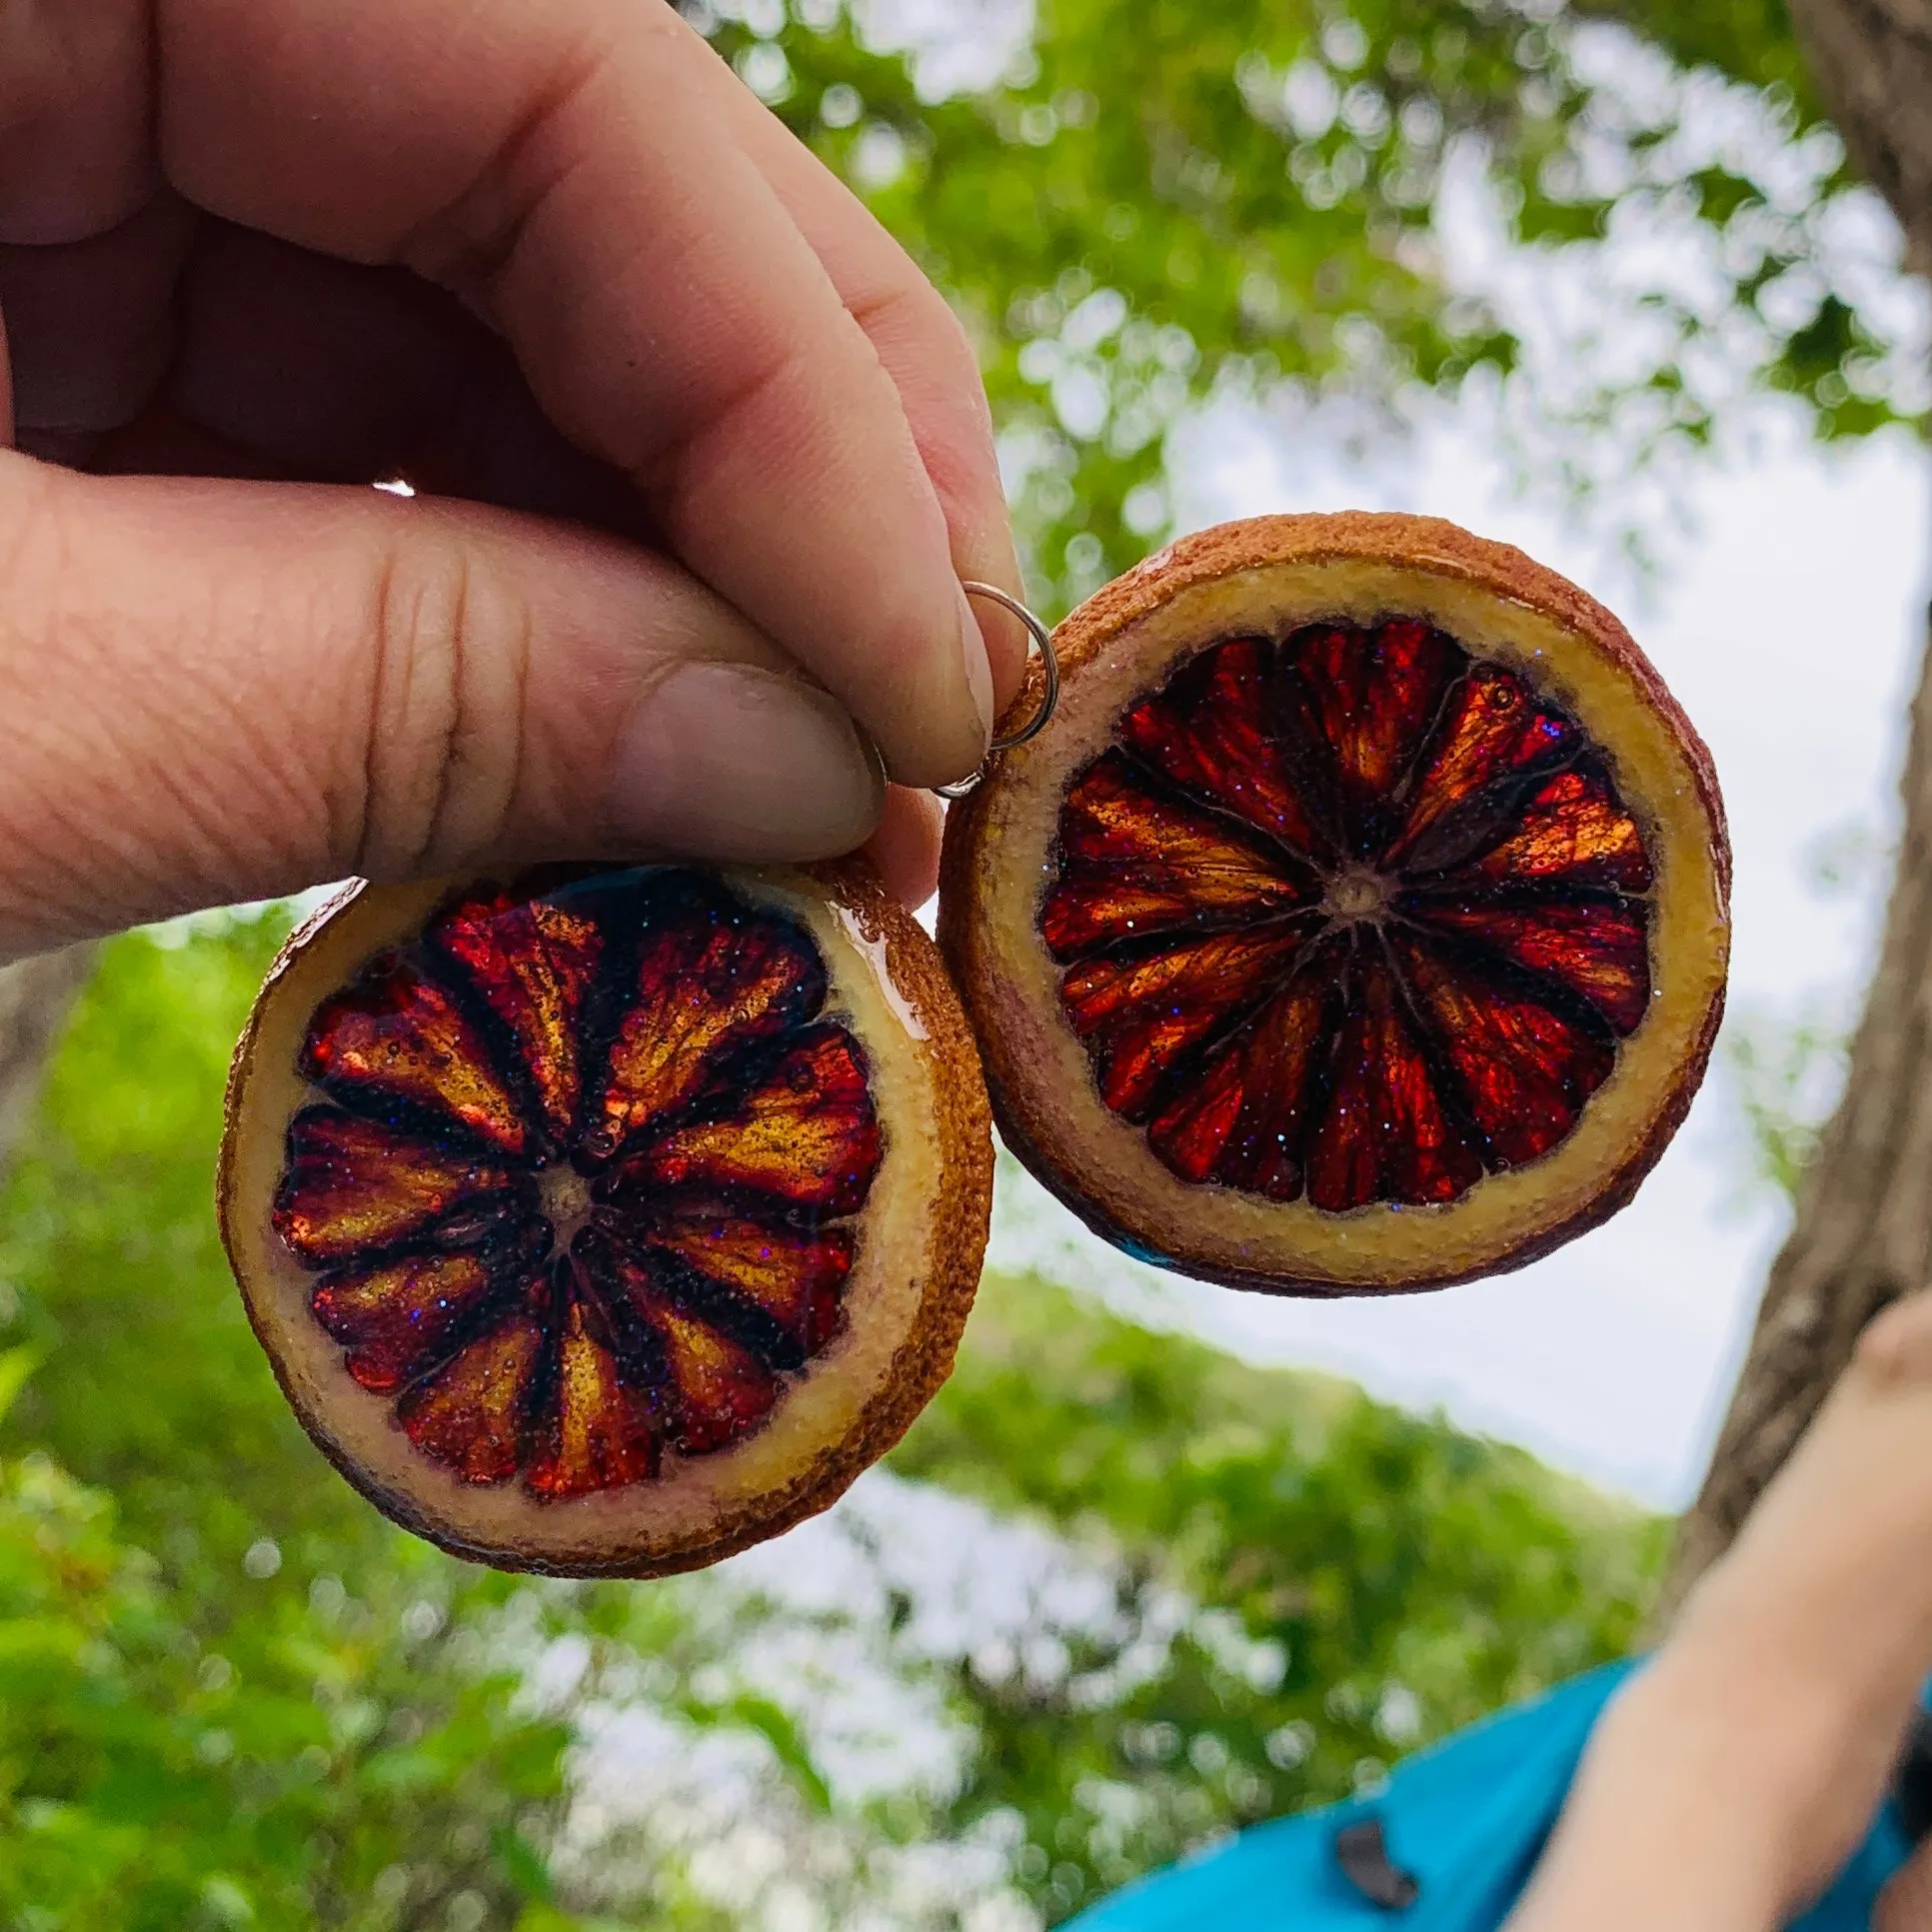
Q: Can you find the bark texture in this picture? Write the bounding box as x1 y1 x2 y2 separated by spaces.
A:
1787 0 1932 273
0 947 92 1177
1664 601 1932 1615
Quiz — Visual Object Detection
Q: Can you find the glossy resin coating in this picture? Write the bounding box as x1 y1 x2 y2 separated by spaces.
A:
1046 623 1654 1212
273 868 883 1500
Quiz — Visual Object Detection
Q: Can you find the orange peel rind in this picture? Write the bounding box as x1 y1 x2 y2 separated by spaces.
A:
220 859 992 1577
940 512 1729 1295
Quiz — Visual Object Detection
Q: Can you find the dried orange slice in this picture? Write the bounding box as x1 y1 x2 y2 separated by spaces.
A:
220 861 991 1575
939 513 1729 1295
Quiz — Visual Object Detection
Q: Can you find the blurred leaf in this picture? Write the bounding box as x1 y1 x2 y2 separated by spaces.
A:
886 1263 1662 1919
1725 1005 1850 1201
0 1346 41 1427
492 1825 557 1905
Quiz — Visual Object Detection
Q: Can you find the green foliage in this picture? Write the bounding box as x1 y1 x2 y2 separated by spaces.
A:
888 1267 1664 1922
0 916 590 1931
0 1445 569 1932
0 919 1669 1927
2 911 338 1540
1724 1003 1850 1202
695 0 1923 612
1571 0 1822 114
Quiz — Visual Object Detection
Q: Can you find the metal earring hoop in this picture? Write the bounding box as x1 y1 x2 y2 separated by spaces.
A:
933 581 1061 802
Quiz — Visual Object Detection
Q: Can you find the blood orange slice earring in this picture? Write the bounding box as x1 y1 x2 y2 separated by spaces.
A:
939 513 1728 1297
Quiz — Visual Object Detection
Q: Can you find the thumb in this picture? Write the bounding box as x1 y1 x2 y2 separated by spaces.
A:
0 453 887 961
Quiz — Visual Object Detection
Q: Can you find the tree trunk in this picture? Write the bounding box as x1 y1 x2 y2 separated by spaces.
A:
1665 603 1932 1610
0 948 93 1176
1786 0 1932 278
1662 0 1932 1611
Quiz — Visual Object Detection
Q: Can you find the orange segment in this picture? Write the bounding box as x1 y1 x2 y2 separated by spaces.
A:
1117 637 1327 856
610 1255 780 1455
621 1026 882 1214
526 1273 660 1499
395 1294 547 1483
1393 932 1616 1169
1290 618 1461 850
1404 896 1650 1034
1383 663 1577 869
1146 961 1336 1198
274 1106 523 1264
1060 926 1314 1118
585 882 826 1161
1453 765 1654 894
1305 949 1486 1211
1043 750 1315 959
302 953 528 1155
432 890 604 1146
644 1214 853 1354
310 1247 515 1393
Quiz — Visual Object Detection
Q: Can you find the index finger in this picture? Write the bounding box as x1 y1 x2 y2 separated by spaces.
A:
153 0 997 788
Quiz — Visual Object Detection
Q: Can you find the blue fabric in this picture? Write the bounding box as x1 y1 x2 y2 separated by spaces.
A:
1066 1660 1916 1931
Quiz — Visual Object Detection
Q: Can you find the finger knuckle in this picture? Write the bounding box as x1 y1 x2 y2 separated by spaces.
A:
930 291 984 383
1848 1286 1932 1390
0 459 74 612
862 277 977 379
357 531 533 880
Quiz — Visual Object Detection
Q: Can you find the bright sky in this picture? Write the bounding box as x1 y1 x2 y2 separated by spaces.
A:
989 409 1932 1508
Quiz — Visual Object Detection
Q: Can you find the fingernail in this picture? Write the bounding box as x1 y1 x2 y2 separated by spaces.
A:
610 663 883 857
958 582 996 750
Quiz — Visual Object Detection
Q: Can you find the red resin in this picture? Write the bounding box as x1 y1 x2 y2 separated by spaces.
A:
279 869 882 1498
1048 622 1656 1210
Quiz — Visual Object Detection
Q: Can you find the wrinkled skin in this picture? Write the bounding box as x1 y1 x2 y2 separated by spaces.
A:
0 0 1031 962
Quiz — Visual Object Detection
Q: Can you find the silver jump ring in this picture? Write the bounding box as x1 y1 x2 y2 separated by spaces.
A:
933 581 1061 802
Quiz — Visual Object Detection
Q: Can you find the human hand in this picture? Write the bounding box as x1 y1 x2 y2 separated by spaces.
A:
0 0 1026 963
1507 1290 1932 1932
